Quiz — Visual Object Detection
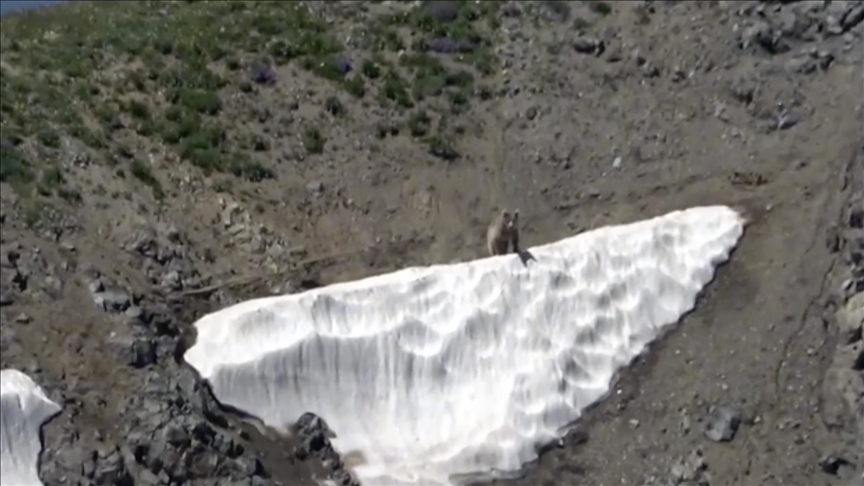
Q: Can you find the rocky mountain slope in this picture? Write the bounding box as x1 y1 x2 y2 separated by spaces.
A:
0 1 862 485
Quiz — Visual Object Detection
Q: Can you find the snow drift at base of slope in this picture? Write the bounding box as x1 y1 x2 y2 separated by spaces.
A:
1 369 62 486
184 205 746 486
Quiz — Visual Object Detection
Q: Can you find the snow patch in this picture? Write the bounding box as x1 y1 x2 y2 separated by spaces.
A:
1 369 62 486
185 205 746 485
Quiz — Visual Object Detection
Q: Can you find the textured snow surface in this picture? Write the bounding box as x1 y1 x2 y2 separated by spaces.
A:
185 205 746 485
1 369 62 486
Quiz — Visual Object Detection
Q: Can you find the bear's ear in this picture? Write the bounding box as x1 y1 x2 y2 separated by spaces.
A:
501 210 510 219
512 209 519 220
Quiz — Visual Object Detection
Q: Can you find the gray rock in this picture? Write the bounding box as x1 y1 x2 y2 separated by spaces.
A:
786 56 817 74
0 326 19 354
306 181 324 193
822 354 864 430
0 290 14 306
160 270 182 291
92 448 132 485
218 457 262 480
841 4 864 32
774 10 810 39
42 274 63 298
670 448 710 485
704 406 741 442
742 21 775 51
836 292 864 345
94 287 132 313
186 449 221 479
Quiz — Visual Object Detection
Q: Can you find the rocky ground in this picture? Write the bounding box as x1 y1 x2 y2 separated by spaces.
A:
0 1 862 485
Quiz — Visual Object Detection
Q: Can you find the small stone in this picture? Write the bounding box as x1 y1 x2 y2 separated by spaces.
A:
573 36 604 55
125 305 143 320
95 288 132 313
704 406 741 442
777 112 801 130
786 56 816 74
306 181 324 193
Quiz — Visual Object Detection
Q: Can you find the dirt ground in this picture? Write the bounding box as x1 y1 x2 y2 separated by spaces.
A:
1 1 862 485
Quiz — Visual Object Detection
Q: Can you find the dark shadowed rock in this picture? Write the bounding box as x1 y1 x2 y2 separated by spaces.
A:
427 37 475 54
291 412 358 484
298 432 329 458
850 209 863 229
419 1 459 23
0 290 14 306
129 337 157 368
818 454 851 475
841 4 864 32
334 57 353 74
294 411 336 438
573 36 604 55
704 406 741 442
252 64 277 86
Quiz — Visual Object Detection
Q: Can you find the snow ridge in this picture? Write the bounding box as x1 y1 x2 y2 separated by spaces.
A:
1 369 62 486
184 205 746 485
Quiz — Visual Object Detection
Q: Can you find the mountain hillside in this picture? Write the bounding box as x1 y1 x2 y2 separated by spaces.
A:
0 1 862 485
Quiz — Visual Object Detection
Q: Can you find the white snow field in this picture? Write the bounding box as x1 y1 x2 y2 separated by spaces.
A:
0 369 62 486
185 205 746 485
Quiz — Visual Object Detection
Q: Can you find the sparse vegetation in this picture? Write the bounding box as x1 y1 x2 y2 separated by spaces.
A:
590 1 613 16
0 0 503 214
325 96 346 117
408 110 432 137
130 158 165 200
303 127 326 154
428 135 459 161
0 143 33 192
